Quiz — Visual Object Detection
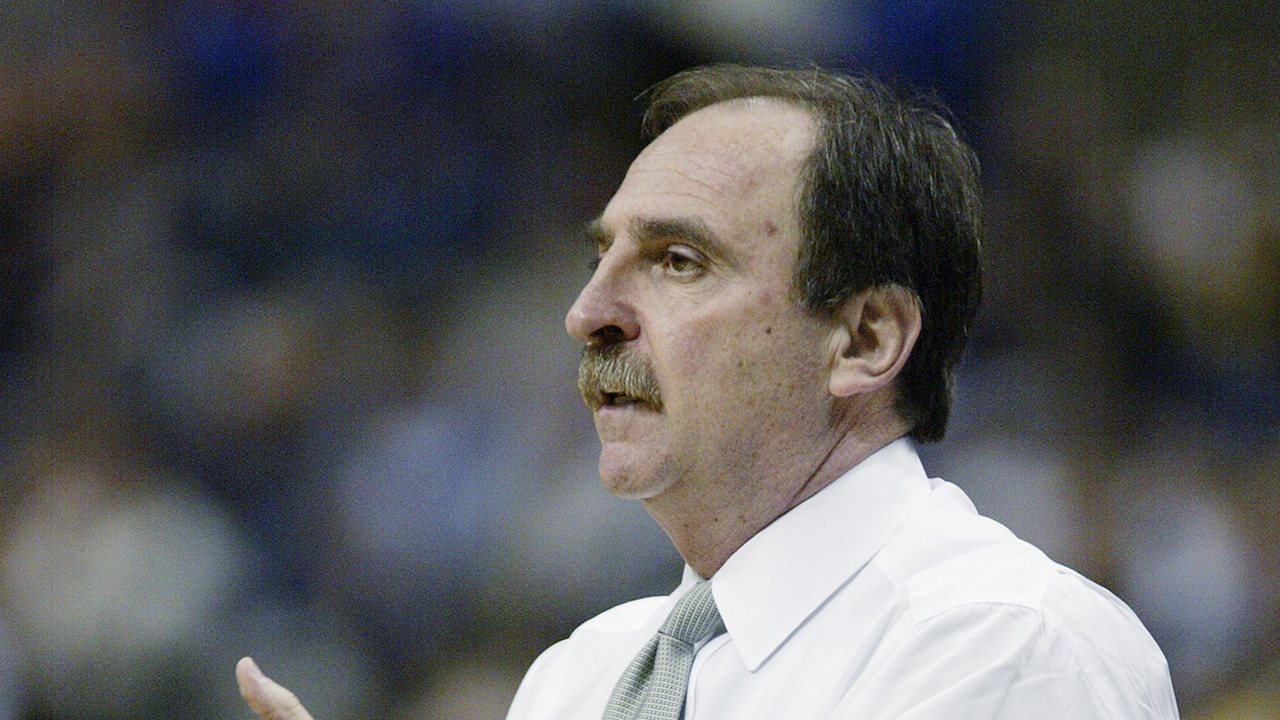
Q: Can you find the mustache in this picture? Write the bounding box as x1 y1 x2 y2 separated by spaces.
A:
577 345 663 411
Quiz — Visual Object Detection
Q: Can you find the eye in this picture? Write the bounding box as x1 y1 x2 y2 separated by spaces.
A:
587 242 609 271
660 246 705 279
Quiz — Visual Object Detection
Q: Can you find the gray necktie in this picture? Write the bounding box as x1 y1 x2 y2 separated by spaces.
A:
602 581 726 720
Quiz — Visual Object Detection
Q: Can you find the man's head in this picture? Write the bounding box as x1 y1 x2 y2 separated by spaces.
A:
567 65 982 517
642 65 983 442
569 99 843 504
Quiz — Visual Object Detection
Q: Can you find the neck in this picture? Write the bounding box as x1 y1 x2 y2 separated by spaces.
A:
642 418 909 578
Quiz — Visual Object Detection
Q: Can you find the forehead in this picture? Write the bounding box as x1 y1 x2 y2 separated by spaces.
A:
600 99 817 236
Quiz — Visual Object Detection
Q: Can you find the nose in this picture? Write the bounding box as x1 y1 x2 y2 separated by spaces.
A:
565 253 640 346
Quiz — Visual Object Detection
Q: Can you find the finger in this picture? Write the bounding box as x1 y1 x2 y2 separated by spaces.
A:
236 657 315 720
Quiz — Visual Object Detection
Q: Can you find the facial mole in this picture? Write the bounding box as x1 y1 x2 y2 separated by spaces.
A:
762 219 779 235
765 326 772 335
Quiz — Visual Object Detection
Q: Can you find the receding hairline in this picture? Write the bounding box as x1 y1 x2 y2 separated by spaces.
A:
644 93 827 145
640 64 850 138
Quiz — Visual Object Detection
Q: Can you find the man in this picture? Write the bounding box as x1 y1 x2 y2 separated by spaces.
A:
238 65 1180 719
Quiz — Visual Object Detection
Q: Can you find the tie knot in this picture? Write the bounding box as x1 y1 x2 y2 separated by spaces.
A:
658 581 724 645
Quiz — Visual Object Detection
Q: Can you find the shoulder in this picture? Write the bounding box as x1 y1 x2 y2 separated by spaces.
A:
873 480 1062 619
528 594 668 672
858 481 1178 718
1037 569 1179 714
874 480 1162 642
574 595 669 634
514 594 670 681
509 595 667 716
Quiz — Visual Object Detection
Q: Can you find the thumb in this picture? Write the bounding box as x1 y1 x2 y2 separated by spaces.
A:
236 657 315 720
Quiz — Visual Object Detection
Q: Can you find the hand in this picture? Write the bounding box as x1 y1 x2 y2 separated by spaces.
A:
236 657 315 720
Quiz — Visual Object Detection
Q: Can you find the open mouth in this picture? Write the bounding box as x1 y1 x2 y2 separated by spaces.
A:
578 345 663 411
597 390 655 410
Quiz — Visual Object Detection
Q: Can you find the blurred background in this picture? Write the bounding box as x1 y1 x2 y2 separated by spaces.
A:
1 1 1278 718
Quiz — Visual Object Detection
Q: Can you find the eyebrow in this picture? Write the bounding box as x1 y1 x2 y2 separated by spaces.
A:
583 216 718 253
584 217 609 252
631 217 717 249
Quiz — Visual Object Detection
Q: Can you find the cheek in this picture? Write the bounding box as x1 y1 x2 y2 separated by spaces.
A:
677 315 823 410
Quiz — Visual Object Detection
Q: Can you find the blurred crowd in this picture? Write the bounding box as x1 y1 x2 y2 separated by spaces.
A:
1 1 1277 719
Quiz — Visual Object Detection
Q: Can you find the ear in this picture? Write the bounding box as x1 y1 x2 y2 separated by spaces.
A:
827 284 922 398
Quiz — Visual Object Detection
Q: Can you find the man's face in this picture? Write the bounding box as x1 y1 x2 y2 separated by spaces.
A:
567 99 842 504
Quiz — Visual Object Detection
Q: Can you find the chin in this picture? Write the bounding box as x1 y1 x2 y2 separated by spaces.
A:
597 469 665 501
596 447 671 500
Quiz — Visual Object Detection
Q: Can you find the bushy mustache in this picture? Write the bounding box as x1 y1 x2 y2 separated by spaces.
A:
577 345 664 411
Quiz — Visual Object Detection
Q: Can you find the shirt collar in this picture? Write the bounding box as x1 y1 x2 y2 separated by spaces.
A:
703 437 933 671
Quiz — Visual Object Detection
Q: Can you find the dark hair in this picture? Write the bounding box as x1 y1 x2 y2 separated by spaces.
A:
642 65 983 442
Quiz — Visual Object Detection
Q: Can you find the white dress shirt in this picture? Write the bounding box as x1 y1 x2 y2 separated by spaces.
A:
505 439 1181 719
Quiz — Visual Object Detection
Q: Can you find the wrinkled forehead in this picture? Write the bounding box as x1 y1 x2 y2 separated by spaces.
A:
617 99 818 211
649 98 814 174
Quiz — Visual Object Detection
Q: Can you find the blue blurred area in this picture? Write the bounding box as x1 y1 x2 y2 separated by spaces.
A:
1 2 1278 719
